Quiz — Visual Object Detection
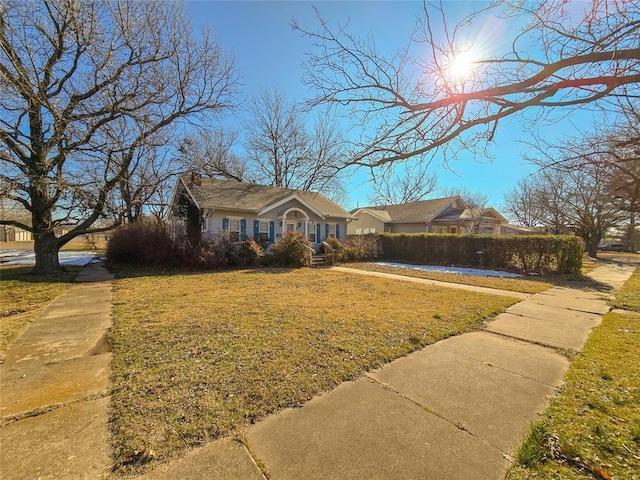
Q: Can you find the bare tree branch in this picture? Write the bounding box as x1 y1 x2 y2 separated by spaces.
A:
294 1 640 168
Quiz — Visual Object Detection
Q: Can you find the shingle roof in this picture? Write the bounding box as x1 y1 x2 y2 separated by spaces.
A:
360 197 462 223
180 176 352 219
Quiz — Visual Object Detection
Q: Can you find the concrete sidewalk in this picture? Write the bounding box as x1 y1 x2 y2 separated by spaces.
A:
1 260 634 480
0 261 114 480
139 261 635 480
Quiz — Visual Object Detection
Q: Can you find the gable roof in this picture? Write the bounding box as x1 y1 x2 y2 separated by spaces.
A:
177 176 353 219
351 208 392 223
358 196 464 224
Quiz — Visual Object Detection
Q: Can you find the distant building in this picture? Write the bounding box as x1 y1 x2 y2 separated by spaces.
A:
348 196 509 235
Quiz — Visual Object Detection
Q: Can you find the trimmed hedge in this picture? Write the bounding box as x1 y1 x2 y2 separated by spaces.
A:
376 234 583 276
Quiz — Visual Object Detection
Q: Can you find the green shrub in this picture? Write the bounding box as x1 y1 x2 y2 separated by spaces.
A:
376 234 583 276
269 232 311 267
106 223 177 267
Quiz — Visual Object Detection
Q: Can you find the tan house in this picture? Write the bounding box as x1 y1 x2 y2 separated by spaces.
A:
0 225 33 242
171 175 354 248
348 196 508 235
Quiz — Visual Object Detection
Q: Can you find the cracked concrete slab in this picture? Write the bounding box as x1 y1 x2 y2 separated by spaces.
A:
427 331 569 387
506 301 602 323
247 378 508 480
527 290 610 314
0 261 113 480
138 437 266 480
486 312 601 351
1 353 111 419
368 336 561 453
0 397 111 480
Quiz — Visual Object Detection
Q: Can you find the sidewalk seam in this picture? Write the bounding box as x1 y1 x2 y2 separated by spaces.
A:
482 327 577 359
0 391 110 427
363 374 511 457
445 341 567 389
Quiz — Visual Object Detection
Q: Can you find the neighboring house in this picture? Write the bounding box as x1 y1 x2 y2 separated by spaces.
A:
348 196 508 235
499 224 547 235
171 175 354 248
0 224 32 242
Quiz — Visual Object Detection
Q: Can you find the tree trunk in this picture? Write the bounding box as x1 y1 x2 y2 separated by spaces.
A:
32 232 63 274
584 236 599 258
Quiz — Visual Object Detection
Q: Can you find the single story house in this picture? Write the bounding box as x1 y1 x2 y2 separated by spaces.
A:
0 224 32 242
499 224 547 235
171 175 354 248
347 196 508 235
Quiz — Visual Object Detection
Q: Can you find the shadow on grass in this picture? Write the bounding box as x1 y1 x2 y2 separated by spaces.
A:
0 265 80 284
108 263 303 281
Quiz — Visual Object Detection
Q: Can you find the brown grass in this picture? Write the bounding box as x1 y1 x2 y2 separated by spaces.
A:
340 262 555 294
0 265 79 356
109 267 519 472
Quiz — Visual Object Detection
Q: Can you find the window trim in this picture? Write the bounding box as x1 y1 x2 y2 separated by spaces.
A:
308 222 316 242
228 218 241 242
258 220 270 243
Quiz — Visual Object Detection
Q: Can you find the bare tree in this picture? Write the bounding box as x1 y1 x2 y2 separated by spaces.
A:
525 94 640 250
244 87 346 200
0 0 238 273
368 162 438 205
115 135 178 225
503 176 545 227
535 170 572 235
178 129 247 182
293 1 640 168
515 153 624 256
566 162 623 257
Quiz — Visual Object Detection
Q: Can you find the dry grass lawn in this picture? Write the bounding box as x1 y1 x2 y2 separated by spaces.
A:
109 267 519 472
0 265 79 356
340 262 555 294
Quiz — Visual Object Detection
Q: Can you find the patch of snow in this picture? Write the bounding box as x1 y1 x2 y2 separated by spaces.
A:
0 250 98 266
372 261 522 278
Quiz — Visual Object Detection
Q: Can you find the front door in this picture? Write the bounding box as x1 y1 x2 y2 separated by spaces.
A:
286 221 297 233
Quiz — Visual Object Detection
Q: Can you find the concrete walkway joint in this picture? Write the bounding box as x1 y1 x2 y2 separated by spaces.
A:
1 261 114 480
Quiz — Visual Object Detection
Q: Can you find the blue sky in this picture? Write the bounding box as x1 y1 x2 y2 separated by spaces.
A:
184 0 598 212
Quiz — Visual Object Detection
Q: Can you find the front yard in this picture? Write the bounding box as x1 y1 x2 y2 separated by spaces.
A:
109 267 518 471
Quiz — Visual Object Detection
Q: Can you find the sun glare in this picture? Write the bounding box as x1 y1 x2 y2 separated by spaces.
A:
443 47 480 83
448 52 474 78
